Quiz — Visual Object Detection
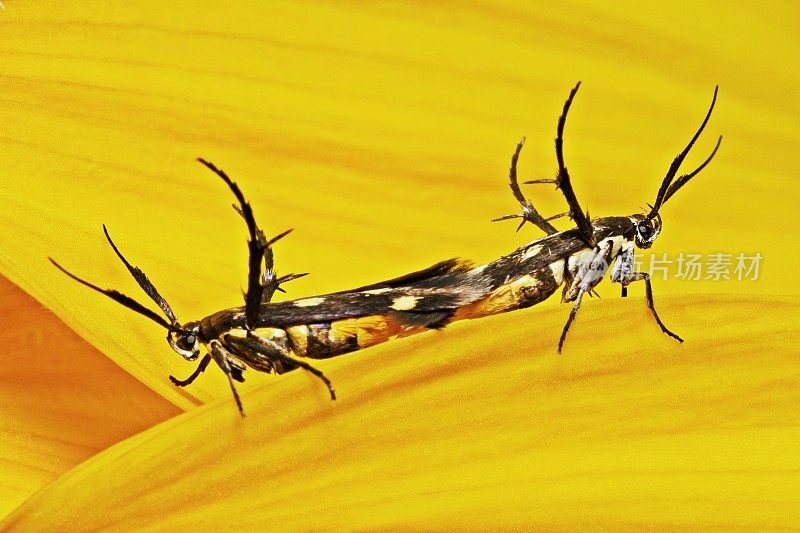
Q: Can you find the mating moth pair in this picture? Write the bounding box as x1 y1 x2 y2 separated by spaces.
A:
52 83 721 416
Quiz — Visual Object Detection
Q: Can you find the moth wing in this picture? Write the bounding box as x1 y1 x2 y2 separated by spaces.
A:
337 258 474 294
262 271 492 329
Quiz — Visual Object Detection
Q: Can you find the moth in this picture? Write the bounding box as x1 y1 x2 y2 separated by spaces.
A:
51 82 720 417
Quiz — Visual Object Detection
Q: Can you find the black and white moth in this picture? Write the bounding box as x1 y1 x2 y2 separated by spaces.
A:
51 82 720 416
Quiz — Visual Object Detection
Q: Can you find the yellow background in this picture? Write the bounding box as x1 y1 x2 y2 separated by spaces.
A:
1 1 798 529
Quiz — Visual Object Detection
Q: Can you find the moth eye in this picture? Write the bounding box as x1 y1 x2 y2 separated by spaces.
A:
185 334 196 345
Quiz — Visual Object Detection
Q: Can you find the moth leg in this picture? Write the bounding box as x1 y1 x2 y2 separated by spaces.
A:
495 84 594 244
276 353 337 401
209 340 247 418
224 333 337 401
552 82 594 245
563 239 614 304
621 272 683 343
558 287 586 354
169 353 212 387
492 137 559 235
558 239 615 352
231 206 309 304
249 334 337 401
257 228 308 304
209 167 308 307
197 159 267 330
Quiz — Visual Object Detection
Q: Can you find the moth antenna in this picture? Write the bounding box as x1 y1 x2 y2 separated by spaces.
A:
554 81 594 244
103 225 179 326
662 135 723 204
49 257 172 330
492 136 558 235
649 86 718 219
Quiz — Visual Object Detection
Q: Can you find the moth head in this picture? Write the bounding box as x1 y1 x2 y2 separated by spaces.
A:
632 213 662 249
168 322 201 361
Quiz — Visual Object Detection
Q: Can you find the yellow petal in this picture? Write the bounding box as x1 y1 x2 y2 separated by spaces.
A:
4 296 798 530
0 276 179 519
0 2 797 409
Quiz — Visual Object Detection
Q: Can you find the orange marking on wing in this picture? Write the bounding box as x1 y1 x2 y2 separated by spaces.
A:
453 275 537 321
331 315 430 349
331 315 397 348
286 325 309 357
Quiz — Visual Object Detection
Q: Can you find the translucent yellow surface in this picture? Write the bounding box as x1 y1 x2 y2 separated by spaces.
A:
3 296 800 530
0 276 178 518
1 0 798 528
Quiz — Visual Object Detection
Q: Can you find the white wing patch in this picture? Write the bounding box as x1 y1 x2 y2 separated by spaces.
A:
363 288 392 295
390 295 419 311
548 259 565 285
294 297 326 307
522 244 544 260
